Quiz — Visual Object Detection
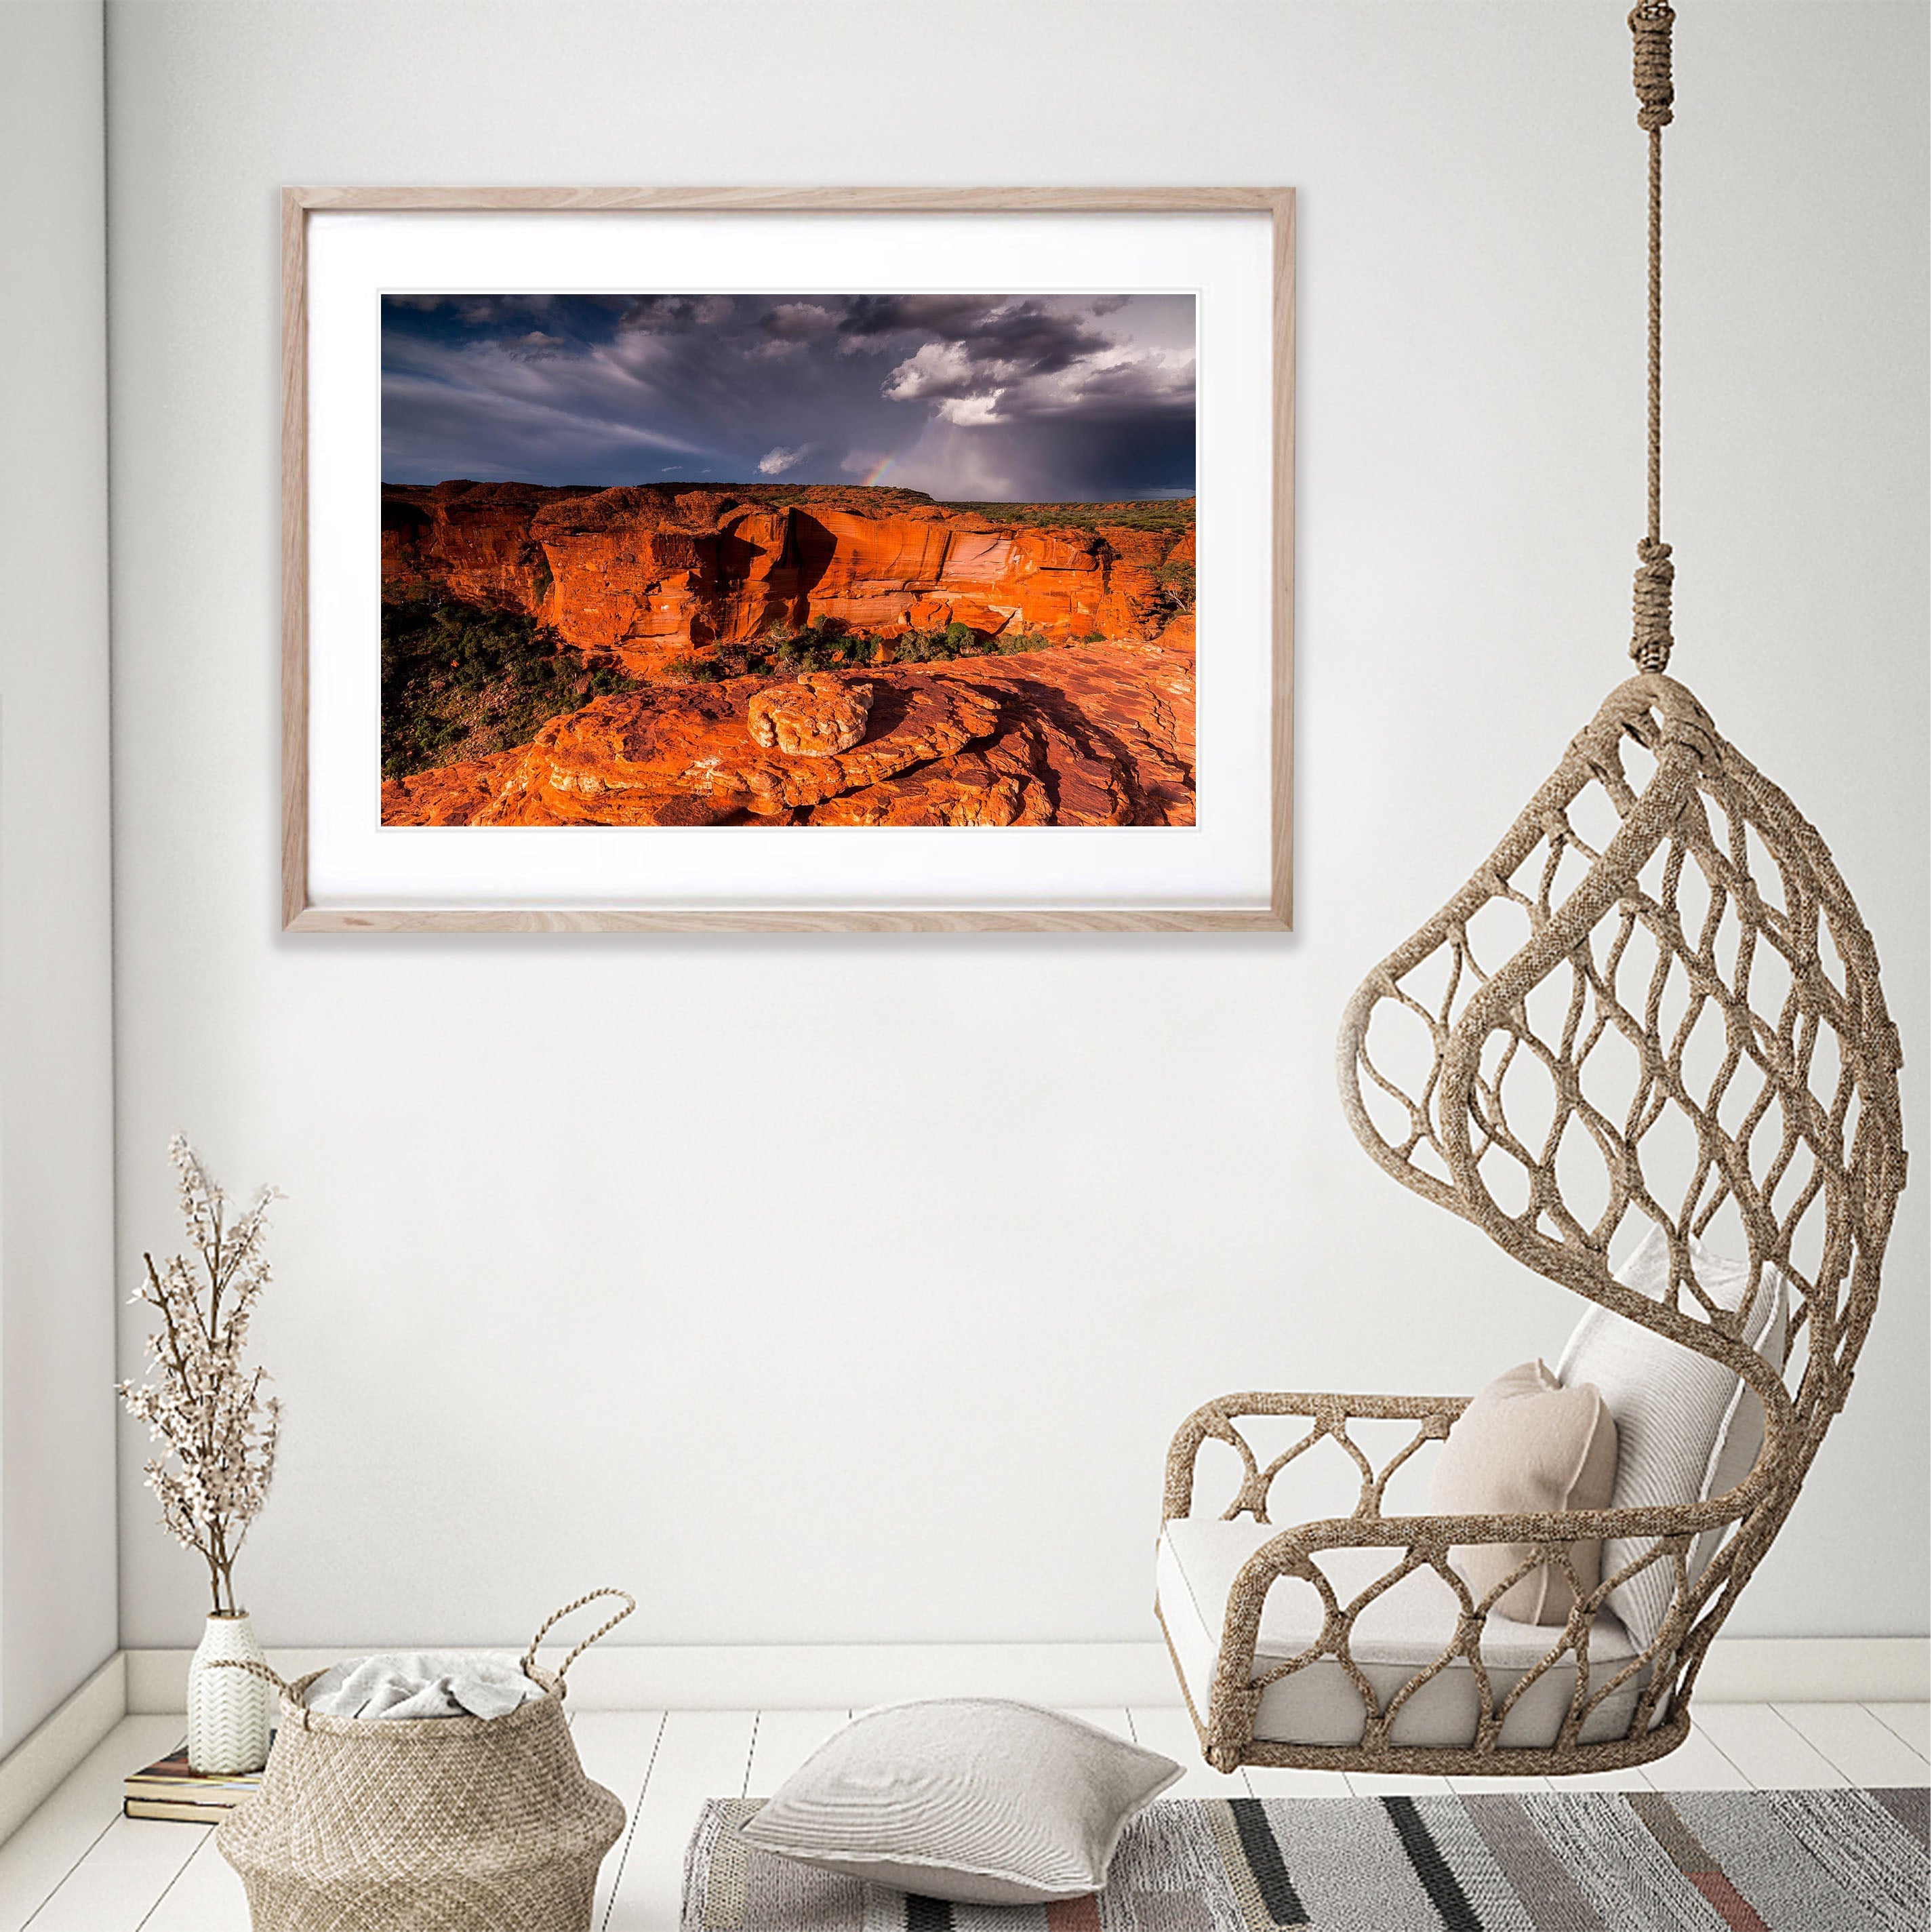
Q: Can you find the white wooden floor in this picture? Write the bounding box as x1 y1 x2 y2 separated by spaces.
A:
0 1702 1923 1931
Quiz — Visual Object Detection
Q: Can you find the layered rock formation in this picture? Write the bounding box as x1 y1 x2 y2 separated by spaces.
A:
382 642 1195 829
746 675 874 756
383 481 1191 668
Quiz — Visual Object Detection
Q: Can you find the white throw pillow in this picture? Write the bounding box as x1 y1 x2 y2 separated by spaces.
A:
1556 1224 1788 1649
736 1699 1181 1905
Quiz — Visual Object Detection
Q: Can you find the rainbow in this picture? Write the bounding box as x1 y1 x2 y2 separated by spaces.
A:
858 434 927 488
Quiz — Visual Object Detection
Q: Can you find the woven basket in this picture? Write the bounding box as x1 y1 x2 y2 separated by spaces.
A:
214 1590 632 1932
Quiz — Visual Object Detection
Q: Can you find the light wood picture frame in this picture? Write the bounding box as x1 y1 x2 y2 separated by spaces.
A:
282 187 1293 931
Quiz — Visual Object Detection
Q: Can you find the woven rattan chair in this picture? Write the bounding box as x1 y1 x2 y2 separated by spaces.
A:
1156 675 1906 1777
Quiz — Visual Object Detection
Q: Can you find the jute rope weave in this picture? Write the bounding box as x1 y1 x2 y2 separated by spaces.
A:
1164 678 1904 1776
1158 5 1906 1779
1630 0 1676 672
213 1591 634 1931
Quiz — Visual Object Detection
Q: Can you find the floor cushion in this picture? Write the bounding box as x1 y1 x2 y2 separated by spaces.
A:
737 1699 1181 1904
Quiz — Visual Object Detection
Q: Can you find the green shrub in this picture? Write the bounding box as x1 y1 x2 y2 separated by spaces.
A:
995 628 1055 656
935 498 1195 535
898 627 964 664
382 595 643 776
1154 560 1196 613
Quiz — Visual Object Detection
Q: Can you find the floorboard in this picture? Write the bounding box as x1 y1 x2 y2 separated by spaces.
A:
1343 1770 1457 1796
132 1831 247 1932
0 1699 1917 1926
17 1816 205 1932
602 1709 755 1932
1693 1702 1847 1788
1241 1763 1354 1797
1638 1720 1754 1790
1775 1702 1932 1788
1867 1702 1932 1764
0 1717 182 1932
569 1711 666 1931
1558 1764 1657 1791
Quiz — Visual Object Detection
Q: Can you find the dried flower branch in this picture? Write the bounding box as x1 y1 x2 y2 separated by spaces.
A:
119 1135 283 1617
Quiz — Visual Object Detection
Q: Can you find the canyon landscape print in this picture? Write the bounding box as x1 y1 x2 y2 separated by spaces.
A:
380 291 1196 827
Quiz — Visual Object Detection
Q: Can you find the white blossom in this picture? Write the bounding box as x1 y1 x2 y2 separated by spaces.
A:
118 1135 283 1616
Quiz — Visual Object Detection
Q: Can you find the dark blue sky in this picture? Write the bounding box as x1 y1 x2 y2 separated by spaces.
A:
381 291 1195 501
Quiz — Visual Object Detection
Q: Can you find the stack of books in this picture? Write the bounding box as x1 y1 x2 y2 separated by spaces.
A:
123 1744 268 1824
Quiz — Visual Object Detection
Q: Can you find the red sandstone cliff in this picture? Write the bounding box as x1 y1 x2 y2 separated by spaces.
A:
381 642 1195 829
383 481 1191 668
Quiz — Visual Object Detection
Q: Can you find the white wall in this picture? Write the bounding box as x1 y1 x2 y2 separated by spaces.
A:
107 1 1927 1654
0 1 119 1750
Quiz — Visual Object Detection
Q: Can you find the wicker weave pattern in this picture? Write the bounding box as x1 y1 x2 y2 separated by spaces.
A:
217 1596 633 1931
1163 677 1905 1776
218 1668 624 1931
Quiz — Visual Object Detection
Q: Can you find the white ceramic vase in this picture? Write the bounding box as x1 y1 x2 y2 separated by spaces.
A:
186 1611 274 1775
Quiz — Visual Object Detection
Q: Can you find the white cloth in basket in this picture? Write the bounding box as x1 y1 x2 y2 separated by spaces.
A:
304 1652 546 1721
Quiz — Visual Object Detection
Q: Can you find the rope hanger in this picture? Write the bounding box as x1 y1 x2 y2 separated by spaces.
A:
1629 0 1676 673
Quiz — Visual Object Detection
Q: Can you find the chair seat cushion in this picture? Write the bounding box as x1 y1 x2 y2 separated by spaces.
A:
1156 1517 1647 1751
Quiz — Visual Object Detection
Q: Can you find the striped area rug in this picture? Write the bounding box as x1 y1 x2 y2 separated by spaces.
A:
682 1788 1928 1931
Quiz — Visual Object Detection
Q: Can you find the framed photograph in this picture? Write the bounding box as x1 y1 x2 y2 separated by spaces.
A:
283 188 1292 931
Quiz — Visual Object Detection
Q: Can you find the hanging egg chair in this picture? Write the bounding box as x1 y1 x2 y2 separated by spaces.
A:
1154 3 1906 1777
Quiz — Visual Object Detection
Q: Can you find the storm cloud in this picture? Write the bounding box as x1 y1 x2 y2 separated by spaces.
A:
381 291 1195 501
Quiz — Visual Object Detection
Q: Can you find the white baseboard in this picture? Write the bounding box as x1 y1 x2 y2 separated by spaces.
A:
0 1655 126 1844
123 1634 1928 1716
123 1641 1182 1715
1690 1637 1928 1704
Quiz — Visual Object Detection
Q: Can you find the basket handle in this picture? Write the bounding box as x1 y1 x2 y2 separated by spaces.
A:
205 1657 297 1699
521 1588 635 1692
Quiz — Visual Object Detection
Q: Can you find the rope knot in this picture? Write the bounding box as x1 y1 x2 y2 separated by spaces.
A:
1630 1 1675 131
1630 538 1674 672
